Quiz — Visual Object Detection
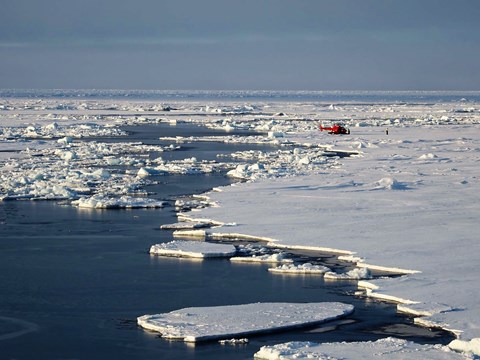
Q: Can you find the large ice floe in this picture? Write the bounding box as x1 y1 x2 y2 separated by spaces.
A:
181 123 480 357
137 302 354 342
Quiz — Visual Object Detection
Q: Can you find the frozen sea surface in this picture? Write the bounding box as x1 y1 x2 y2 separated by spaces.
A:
1 92 470 358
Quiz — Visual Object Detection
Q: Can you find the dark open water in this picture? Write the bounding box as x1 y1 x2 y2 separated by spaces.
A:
0 122 454 360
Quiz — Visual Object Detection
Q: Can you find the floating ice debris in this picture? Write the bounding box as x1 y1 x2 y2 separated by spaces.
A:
0 138 185 201
137 167 169 178
254 337 465 360
149 240 236 258
137 302 354 342
160 222 211 230
222 147 334 180
72 195 165 209
268 263 331 274
218 338 249 345
153 158 224 175
231 244 292 262
230 253 293 264
227 163 267 180
0 123 127 140
175 198 212 211
324 267 372 280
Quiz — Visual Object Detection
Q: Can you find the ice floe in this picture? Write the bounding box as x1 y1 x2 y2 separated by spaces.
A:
254 337 467 360
149 240 236 258
137 302 354 342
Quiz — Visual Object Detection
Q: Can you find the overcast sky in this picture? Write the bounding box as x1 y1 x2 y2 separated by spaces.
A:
1 0 479 90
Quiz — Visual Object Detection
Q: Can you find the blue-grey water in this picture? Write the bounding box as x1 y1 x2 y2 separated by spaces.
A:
0 121 454 359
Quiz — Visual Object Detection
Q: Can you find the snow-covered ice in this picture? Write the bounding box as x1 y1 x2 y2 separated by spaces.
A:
165 103 480 356
183 123 480 356
149 240 236 258
254 337 469 360
137 302 354 342
2 92 480 357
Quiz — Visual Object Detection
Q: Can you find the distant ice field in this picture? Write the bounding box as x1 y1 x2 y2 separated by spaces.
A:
2 89 480 103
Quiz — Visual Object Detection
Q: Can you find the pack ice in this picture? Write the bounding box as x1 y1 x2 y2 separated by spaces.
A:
2 93 480 357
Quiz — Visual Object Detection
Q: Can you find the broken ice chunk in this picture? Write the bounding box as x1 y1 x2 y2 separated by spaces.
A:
149 240 236 258
268 263 331 274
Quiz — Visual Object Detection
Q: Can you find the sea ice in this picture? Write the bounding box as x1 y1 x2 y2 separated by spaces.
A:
182 124 480 356
3 93 480 357
218 338 249 345
160 222 211 230
149 240 236 258
230 253 293 264
72 195 165 209
268 263 331 274
137 302 354 342
324 267 372 280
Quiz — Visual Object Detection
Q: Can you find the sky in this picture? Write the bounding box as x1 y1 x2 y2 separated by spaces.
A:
1 0 479 91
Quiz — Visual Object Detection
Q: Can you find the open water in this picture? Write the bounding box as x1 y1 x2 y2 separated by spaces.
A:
0 121 454 359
